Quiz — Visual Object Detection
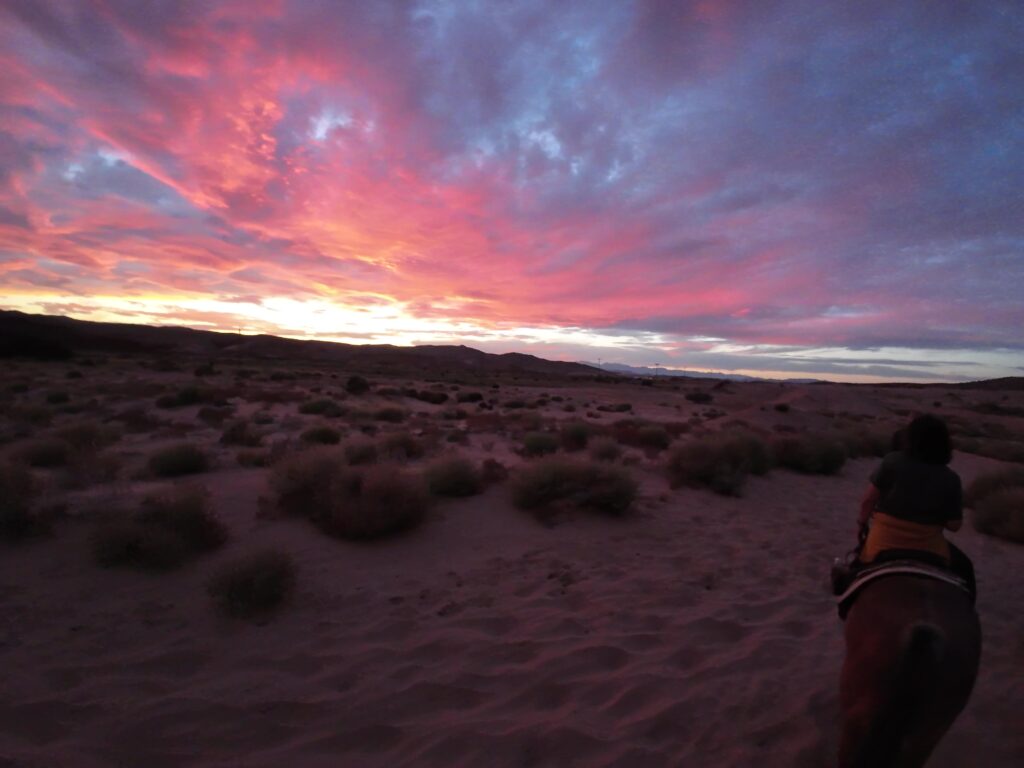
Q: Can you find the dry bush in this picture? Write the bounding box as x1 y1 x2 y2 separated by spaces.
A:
685 391 713 404
596 403 632 413
0 461 42 540
612 420 672 452
666 433 771 496
221 419 263 447
112 406 165 433
771 434 847 475
957 438 1024 464
837 426 892 459
270 450 428 539
588 437 622 462
344 375 370 395
15 438 72 468
93 520 189 570
456 391 484 403
237 449 271 468
344 440 379 466
301 425 342 445
208 549 296 619
426 456 483 497
511 458 638 517
298 398 345 417
964 467 1024 508
148 443 210 477
138 485 227 553
381 432 425 461
481 458 509 485
55 422 121 451
559 421 593 451
155 386 203 409
373 406 407 423
197 405 234 426
972 488 1024 543
46 391 70 405
522 431 559 457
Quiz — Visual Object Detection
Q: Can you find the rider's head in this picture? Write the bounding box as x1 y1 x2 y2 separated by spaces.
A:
906 414 952 465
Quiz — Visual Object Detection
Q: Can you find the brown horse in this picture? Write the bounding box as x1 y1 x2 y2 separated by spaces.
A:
838 574 981 767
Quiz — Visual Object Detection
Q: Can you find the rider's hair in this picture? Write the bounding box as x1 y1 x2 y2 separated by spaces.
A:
906 414 952 465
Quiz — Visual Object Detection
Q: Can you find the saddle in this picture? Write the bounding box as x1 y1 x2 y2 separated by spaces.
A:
834 556 972 620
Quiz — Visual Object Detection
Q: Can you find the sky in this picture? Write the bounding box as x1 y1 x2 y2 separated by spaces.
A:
1 0 1022 383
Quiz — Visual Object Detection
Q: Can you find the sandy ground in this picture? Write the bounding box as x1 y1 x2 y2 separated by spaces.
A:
1 362 1022 767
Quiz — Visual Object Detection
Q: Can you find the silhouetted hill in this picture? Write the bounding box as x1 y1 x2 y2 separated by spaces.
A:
0 311 599 379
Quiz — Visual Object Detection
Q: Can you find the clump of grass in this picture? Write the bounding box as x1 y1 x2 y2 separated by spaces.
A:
373 406 407 423
596 403 632 413
345 375 370 395
270 450 428 539
345 440 379 465
522 431 559 457
148 443 210 477
972 488 1024 543
54 422 121 451
685 391 713 404
156 386 202 409
559 421 592 451
197 405 233 426
481 458 509 485
92 521 189 570
666 433 771 496
426 456 483 497
409 389 449 405
301 426 342 445
208 549 296 620
298 398 345 417
381 432 425 461
456 391 483 403
964 467 1024 508
237 449 271 468
15 438 72 468
773 403 791 413
221 419 263 447
771 434 846 475
138 485 227 552
838 426 893 459
588 437 622 462
46 391 70 405
0 462 41 540
511 458 638 517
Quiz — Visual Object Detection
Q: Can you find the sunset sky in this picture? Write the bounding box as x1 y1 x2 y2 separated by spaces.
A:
1 1 1022 382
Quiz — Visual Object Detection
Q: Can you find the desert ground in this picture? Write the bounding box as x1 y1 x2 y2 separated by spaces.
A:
1 354 1022 767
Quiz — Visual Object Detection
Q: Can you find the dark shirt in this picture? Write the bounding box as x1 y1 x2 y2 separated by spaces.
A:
870 451 962 526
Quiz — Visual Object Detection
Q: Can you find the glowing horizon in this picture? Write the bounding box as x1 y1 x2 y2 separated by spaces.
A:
1 2 1022 383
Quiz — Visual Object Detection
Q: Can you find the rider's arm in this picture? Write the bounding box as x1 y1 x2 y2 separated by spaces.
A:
858 484 880 526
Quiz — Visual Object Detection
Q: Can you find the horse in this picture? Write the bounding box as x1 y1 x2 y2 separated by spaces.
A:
838 572 981 767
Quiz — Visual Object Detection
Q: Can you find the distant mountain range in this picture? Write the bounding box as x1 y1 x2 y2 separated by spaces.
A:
0 310 598 380
585 361 820 384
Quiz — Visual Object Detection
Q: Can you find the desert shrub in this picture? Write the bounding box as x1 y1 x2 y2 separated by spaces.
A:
522 431 559 457
46 391 70 405
298 398 344 417
773 403 790 413
113 406 164 433
412 390 448 405
66 370 83 379
138 485 227 552
559 421 592 451
270 451 428 539
208 549 296 619
345 440 379 466
588 437 622 462
596 403 632 413
301 426 342 445
148 443 210 477
964 467 1024 508
237 449 271 468
666 433 772 496
156 386 202 409
635 425 671 451
55 422 121 451
0 462 39 539
504 400 527 409
838 426 892 459
426 457 483 497
92 520 189 570
194 362 217 377
456 391 483 403
374 406 407 423
971 488 1024 543
511 458 638 517
772 435 846 475
197 405 233 426
252 411 275 425
381 432 425 461
685 392 713 404
957 438 1024 464
345 375 370 395
221 419 263 447
15 438 72 468
481 458 509 485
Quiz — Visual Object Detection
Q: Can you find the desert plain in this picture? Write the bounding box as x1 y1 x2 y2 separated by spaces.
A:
1 339 1022 768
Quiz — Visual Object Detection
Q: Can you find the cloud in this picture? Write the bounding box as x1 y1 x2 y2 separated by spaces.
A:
0 0 1022 380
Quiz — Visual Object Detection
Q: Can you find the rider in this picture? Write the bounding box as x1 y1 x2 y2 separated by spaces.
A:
856 414 975 598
